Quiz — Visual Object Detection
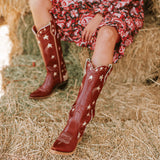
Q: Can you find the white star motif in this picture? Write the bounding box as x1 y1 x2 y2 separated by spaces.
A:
88 75 93 80
83 122 87 126
44 28 46 31
53 72 57 76
87 105 91 110
92 101 95 105
47 43 52 48
51 55 55 59
97 86 101 92
77 132 81 139
95 68 98 72
100 67 103 71
87 113 90 116
43 35 49 40
99 75 104 81
53 64 57 68
38 40 40 44
72 108 75 112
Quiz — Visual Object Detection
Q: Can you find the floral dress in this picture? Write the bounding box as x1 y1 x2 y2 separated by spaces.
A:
49 0 144 64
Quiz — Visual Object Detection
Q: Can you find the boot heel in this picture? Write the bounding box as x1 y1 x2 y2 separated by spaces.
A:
58 80 68 90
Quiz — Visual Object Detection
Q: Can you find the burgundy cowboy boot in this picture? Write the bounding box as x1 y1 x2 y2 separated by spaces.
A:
50 58 113 155
29 19 68 99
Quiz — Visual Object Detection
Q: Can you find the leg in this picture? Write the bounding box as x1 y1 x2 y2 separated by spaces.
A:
50 26 120 155
92 26 120 67
29 0 53 31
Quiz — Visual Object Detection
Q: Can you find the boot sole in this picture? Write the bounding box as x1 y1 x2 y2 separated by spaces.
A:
49 137 82 156
29 80 68 100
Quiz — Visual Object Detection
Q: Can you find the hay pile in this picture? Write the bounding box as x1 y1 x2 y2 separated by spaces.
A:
152 0 160 18
0 0 160 159
1 53 160 159
0 0 30 57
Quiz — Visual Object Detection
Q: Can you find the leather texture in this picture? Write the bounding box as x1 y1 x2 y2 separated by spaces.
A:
51 58 113 154
30 19 68 99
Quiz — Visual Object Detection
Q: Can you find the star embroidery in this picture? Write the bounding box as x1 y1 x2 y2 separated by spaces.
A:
97 86 101 92
88 75 93 80
92 101 95 105
87 105 91 110
83 122 87 126
53 72 57 76
99 75 104 81
100 67 103 71
43 35 49 40
47 43 52 48
53 64 57 68
77 132 81 139
87 113 90 116
51 55 55 59
95 68 98 72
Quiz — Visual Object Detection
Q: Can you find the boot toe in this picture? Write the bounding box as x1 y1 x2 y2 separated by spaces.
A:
29 89 50 98
51 139 73 153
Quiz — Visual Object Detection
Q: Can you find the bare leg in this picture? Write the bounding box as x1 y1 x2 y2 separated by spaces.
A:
29 0 53 31
92 26 120 67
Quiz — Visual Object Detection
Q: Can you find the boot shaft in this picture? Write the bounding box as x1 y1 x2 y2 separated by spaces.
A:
32 19 68 83
74 58 113 110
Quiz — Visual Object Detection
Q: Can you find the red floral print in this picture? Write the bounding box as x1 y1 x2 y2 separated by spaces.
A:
49 0 144 64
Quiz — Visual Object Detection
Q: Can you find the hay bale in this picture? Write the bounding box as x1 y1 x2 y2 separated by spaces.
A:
70 17 160 84
109 20 160 84
0 0 30 18
0 0 30 57
152 0 160 19
1 50 160 159
1 48 160 160
144 0 160 19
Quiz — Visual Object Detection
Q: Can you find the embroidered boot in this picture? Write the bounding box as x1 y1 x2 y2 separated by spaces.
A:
50 58 113 155
29 19 68 99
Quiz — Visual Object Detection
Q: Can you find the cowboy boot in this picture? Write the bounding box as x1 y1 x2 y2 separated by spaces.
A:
50 58 113 155
29 18 68 99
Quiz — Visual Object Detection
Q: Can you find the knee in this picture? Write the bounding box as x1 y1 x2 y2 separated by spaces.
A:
29 0 51 12
98 26 119 42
